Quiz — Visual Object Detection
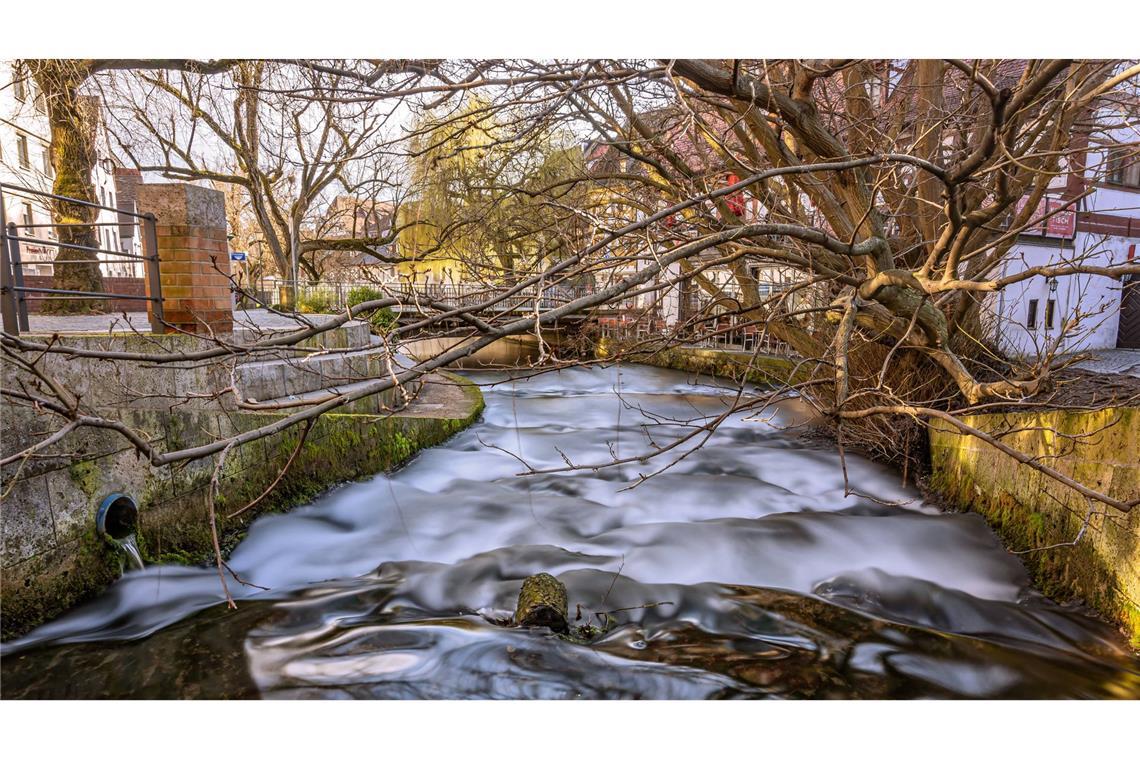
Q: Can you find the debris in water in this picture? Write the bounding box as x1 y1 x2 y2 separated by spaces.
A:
514 572 568 632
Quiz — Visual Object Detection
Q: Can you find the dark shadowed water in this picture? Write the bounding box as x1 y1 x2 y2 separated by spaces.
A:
3 365 1138 699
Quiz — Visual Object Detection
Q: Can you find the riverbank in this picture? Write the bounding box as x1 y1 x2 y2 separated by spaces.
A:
0 370 484 640
608 342 1140 646
597 340 806 387
929 407 1140 646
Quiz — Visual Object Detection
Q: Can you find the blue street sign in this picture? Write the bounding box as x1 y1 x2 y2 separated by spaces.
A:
230 251 247 262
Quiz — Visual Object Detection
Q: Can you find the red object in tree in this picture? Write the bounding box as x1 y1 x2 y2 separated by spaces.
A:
725 173 746 217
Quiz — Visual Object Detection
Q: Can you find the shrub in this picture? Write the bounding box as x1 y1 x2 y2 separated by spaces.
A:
346 286 397 332
297 291 334 314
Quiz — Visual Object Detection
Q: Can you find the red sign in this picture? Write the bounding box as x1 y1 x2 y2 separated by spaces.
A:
1014 195 1076 239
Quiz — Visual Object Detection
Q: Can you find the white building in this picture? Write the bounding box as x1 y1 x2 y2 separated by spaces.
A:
1 61 141 280
987 125 1140 356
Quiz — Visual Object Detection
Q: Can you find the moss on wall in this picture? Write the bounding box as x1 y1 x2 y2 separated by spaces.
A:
0 372 483 640
601 341 807 388
928 407 1140 647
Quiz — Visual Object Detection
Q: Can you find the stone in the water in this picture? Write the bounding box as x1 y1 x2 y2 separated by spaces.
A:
515 573 568 632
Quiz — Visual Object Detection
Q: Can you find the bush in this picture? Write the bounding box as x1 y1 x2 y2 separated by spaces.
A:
297 291 335 314
346 286 397 332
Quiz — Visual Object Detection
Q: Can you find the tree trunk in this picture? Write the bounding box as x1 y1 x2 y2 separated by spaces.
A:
28 60 104 314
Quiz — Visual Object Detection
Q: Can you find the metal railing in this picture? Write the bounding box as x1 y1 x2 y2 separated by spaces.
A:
598 312 794 356
597 279 800 356
0 182 163 335
279 280 591 315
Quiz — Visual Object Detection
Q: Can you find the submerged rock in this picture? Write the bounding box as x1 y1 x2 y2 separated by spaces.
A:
515 573 568 632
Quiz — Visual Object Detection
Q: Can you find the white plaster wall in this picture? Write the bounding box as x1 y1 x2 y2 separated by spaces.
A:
988 234 1133 357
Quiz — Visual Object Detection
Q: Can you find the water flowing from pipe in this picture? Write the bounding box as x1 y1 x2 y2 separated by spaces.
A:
118 535 145 572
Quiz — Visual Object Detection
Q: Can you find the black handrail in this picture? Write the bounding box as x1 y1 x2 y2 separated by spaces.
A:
1 183 166 335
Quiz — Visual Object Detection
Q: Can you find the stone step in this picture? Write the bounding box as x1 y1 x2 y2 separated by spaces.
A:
231 316 373 352
239 373 422 416
235 342 418 407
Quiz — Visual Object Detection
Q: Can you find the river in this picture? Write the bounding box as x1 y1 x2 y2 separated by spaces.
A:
3 364 1138 698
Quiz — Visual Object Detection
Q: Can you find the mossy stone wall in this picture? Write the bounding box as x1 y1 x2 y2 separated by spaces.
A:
599 340 804 387
928 407 1140 646
0 373 483 640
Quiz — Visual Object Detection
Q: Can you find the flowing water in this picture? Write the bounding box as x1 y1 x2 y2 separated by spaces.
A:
117 535 145 572
3 365 1138 699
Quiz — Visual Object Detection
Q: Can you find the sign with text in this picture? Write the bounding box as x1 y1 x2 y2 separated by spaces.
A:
229 251 247 262
1014 196 1077 239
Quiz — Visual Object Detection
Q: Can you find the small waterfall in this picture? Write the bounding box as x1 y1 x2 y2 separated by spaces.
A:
117 535 145 571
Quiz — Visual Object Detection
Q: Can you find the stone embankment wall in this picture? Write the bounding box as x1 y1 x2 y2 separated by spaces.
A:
928 408 1140 646
0 329 483 639
599 341 803 387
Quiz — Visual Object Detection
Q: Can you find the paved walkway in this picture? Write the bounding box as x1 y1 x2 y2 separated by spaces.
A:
23 308 335 335
1071 349 1140 378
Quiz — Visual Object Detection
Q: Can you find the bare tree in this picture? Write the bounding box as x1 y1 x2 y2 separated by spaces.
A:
4 59 1139 532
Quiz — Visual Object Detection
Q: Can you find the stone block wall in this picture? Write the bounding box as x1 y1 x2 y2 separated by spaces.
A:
0 357 484 640
928 407 1140 646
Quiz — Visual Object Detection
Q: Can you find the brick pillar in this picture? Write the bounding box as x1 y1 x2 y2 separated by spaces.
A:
136 183 232 335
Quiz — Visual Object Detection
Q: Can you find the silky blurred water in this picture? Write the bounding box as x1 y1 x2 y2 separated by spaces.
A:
3 364 1138 699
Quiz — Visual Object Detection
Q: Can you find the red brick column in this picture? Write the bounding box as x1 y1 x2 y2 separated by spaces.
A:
136 183 232 335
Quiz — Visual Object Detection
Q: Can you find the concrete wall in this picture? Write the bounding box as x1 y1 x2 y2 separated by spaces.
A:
404 334 545 368
928 407 1140 645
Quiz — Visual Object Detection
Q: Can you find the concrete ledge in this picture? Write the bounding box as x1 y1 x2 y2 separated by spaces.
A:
928 407 1140 646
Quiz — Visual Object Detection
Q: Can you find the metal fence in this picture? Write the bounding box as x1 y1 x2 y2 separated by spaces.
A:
0 182 164 335
598 312 794 356
597 279 799 356
277 280 590 315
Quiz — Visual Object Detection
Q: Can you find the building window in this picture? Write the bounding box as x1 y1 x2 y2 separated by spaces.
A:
13 65 27 101
17 134 31 169
41 149 53 178
1026 299 1039 330
1106 147 1140 188
21 202 34 233
1045 299 1056 330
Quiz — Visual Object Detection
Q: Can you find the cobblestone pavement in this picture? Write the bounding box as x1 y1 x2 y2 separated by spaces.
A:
1070 349 1140 378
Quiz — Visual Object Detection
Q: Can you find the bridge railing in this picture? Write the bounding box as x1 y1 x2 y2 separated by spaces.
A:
598 311 794 356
